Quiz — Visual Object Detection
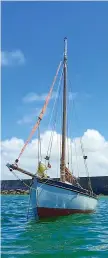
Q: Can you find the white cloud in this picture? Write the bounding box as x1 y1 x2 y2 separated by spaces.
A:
68 92 78 100
23 93 48 103
23 91 89 104
17 113 37 125
1 129 108 180
1 50 25 66
22 92 57 103
17 107 49 125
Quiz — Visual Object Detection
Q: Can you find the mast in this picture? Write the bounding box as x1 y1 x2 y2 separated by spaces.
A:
60 37 67 182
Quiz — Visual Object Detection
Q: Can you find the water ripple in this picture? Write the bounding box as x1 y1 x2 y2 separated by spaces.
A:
1 195 108 257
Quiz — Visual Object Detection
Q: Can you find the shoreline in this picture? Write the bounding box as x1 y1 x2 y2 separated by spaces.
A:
1 190 107 196
1 190 29 195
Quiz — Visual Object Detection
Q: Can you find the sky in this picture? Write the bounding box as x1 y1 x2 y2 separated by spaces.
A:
1 1 108 179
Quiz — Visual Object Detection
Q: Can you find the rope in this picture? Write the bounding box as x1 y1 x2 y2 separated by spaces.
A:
67 82 70 169
60 81 63 161
38 127 40 166
68 78 92 191
66 73 72 170
57 132 60 178
70 139 73 174
46 69 63 160
10 169 34 190
80 138 92 191
36 126 42 175
12 72 63 200
10 169 55 217
38 126 42 162
47 67 63 131
10 168 55 194
27 194 31 221
17 60 62 162
74 139 80 178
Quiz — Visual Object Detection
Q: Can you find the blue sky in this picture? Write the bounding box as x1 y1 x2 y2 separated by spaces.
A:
2 1 108 141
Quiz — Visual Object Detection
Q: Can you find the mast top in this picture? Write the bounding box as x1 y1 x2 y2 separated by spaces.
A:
64 37 67 60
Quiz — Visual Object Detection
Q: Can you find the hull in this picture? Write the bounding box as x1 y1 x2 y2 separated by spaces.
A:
30 178 97 219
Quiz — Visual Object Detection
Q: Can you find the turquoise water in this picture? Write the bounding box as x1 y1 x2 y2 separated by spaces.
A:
1 195 108 258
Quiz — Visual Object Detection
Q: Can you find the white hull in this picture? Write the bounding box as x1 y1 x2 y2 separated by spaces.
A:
30 178 98 219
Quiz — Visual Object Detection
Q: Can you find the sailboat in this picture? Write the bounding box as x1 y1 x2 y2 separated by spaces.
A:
6 38 98 219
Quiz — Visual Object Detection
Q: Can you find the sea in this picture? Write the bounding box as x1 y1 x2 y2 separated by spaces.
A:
1 195 108 258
